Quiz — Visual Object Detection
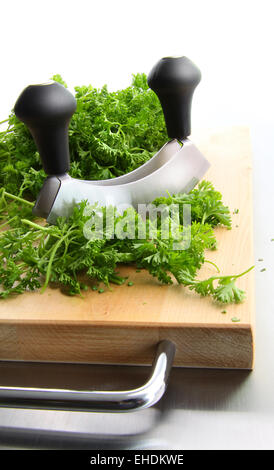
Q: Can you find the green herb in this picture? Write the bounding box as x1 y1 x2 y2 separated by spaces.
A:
128 281 134 286
109 274 125 285
0 74 167 199
175 266 253 304
260 268 266 272
0 74 253 304
233 209 239 214
80 283 88 291
221 310 227 314
231 317 241 322
153 180 232 229
0 185 253 303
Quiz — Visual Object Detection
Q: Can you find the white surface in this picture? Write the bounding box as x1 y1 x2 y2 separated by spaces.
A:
0 0 274 130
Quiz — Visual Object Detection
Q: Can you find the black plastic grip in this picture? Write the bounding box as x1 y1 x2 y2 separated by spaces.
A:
147 56 201 140
14 82 77 176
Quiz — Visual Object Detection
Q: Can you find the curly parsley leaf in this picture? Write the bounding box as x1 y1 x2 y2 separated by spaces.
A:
0 73 168 199
0 188 253 303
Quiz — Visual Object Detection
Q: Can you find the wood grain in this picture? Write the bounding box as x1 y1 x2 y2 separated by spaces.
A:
0 126 255 369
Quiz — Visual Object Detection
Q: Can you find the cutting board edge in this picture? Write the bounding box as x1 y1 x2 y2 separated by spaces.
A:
0 318 254 329
0 322 254 370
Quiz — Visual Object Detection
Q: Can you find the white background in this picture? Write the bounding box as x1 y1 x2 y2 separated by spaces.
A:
0 0 273 130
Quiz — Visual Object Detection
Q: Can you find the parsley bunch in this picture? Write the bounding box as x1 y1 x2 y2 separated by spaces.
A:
0 184 253 303
0 74 167 198
0 74 253 303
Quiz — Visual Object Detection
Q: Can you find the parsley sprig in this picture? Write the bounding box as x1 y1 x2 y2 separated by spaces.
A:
0 184 253 303
0 74 167 198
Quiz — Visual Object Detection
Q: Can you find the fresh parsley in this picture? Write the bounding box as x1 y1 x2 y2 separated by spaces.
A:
0 74 253 303
0 74 167 198
0 185 253 303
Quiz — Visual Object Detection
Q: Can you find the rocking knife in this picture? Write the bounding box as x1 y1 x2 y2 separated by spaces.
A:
14 56 210 223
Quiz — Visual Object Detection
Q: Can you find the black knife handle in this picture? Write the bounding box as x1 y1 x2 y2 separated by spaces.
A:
147 56 201 140
14 82 77 176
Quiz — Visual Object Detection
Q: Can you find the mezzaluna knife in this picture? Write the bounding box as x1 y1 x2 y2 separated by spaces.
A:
14 56 210 223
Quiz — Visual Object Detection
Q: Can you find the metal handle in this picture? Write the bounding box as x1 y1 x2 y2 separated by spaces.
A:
0 340 175 413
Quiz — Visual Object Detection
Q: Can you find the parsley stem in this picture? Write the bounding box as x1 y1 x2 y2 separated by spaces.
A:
198 265 255 284
130 147 146 152
205 259 220 272
41 232 72 293
233 265 255 278
0 216 17 228
109 274 125 285
201 213 209 225
0 128 13 137
21 219 51 232
3 192 34 207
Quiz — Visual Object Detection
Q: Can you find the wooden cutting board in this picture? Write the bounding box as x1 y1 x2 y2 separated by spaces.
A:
0 127 255 369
